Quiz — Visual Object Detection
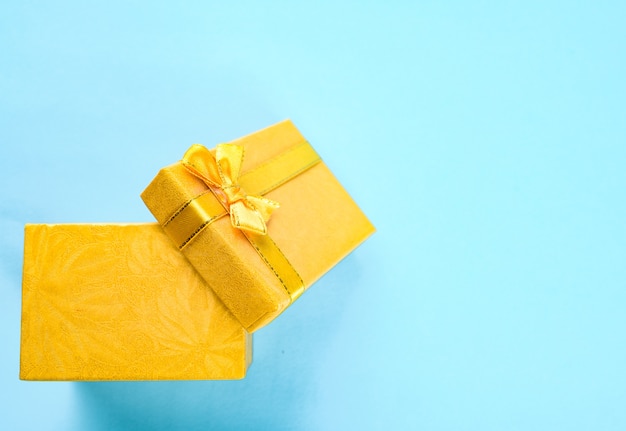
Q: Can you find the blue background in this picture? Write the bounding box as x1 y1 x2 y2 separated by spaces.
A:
1 1 625 430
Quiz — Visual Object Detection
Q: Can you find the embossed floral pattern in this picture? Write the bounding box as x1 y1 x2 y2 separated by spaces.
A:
20 223 251 381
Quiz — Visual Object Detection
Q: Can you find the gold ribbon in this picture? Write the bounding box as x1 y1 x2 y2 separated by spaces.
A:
163 140 321 300
182 143 279 235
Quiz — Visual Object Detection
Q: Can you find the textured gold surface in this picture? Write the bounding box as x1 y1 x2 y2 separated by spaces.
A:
161 141 321 303
20 223 252 381
142 120 375 332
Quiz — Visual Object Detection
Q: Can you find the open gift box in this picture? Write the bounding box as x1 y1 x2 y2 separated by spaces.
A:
20 224 252 381
142 120 375 332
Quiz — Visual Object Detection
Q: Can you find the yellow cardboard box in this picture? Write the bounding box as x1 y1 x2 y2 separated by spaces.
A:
20 224 251 381
142 120 374 332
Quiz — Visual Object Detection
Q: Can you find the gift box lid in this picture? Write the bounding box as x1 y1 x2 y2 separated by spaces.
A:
141 120 375 332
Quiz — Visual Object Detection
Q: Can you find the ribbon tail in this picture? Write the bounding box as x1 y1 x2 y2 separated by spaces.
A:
247 195 280 223
230 200 269 235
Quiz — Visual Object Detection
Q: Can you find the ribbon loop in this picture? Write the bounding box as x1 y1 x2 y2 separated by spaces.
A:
182 143 279 235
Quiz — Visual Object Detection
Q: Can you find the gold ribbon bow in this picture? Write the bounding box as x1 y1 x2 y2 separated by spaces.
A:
154 139 322 303
182 144 280 235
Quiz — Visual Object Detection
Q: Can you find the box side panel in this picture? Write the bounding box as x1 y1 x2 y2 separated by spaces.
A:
19 223 249 381
183 217 289 332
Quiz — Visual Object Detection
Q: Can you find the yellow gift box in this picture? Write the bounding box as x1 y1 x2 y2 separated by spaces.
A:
141 120 375 332
20 224 252 381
